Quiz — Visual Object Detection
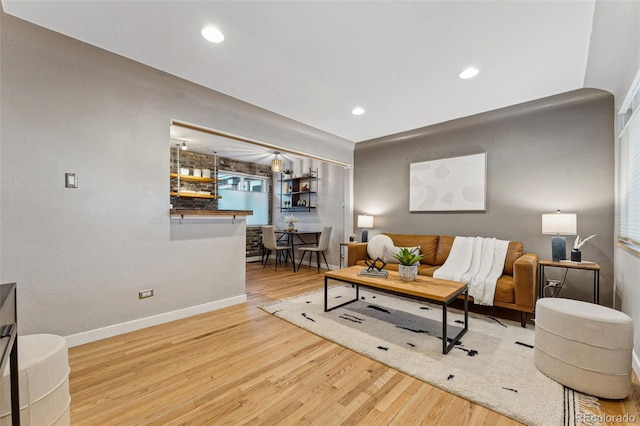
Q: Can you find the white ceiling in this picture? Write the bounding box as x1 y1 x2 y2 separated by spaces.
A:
2 0 597 144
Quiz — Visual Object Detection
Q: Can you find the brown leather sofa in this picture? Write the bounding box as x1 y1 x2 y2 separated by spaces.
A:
347 233 539 326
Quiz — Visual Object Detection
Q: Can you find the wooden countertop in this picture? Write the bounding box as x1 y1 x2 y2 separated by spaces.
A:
169 209 253 217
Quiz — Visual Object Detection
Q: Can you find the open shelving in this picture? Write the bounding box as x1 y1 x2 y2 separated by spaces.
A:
279 168 318 212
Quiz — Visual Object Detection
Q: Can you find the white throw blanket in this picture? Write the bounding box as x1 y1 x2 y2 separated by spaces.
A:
433 236 509 306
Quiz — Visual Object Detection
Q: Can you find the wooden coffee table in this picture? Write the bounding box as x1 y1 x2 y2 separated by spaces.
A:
324 266 468 354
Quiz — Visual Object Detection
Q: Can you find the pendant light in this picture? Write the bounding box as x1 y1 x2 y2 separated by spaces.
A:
271 151 282 172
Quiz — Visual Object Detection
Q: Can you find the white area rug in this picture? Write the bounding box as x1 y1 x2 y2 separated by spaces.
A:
261 285 601 426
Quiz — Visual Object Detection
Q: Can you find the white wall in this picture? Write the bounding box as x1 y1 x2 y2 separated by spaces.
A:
585 0 640 374
272 159 347 269
584 0 640 109
0 13 353 343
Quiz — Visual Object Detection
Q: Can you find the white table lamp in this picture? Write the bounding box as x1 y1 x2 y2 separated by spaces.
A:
357 214 374 243
542 210 577 261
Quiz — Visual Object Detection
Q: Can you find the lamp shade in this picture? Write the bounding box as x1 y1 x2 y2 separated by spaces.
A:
271 158 282 172
357 214 374 228
542 212 577 235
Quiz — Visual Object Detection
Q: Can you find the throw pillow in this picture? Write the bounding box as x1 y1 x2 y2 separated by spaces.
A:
383 245 421 264
366 234 394 260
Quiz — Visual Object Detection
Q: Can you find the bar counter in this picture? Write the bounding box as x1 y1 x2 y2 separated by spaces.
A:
170 209 253 220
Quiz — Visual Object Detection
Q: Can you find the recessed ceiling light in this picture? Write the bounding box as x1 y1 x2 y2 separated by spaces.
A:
352 107 365 116
459 67 479 79
201 26 225 43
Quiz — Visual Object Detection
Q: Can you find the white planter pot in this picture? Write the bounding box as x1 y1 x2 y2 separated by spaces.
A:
398 264 418 281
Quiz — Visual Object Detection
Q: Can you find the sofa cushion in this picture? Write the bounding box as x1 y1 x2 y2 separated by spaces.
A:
504 242 524 276
435 235 455 265
383 245 421 264
366 234 394 260
495 275 515 304
420 265 440 277
384 234 439 265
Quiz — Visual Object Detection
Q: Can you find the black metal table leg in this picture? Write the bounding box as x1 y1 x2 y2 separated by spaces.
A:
442 287 468 354
595 270 600 304
324 277 359 312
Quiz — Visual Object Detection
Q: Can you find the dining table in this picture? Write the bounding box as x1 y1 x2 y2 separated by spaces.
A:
275 229 322 270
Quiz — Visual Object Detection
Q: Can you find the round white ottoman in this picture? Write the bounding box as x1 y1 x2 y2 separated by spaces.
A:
535 298 633 399
0 334 70 426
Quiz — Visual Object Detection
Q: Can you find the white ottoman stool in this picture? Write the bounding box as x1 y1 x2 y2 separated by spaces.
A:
535 298 633 399
0 334 70 425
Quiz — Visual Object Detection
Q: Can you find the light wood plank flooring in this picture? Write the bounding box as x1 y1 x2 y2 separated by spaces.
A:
69 262 640 425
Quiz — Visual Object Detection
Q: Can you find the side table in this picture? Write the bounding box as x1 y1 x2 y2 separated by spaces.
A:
339 242 359 268
538 259 600 304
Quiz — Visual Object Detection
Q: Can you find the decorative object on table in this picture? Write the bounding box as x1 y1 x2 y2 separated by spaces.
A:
284 214 298 231
409 153 487 212
365 257 387 272
359 257 388 277
261 287 600 426
349 234 356 242
301 184 309 191
357 214 374 242
571 234 596 262
282 169 293 179
391 247 424 281
541 210 577 261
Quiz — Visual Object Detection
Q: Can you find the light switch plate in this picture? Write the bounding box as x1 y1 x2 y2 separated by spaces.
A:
65 173 77 188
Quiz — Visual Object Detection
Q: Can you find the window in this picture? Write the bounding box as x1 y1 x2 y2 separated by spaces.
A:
618 76 640 251
218 172 269 225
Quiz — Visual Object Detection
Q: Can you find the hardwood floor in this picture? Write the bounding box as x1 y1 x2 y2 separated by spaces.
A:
69 262 639 425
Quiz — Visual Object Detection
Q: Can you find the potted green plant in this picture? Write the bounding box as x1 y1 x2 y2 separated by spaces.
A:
391 248 424 281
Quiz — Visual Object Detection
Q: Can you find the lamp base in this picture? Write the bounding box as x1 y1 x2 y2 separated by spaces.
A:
361 229 369 243
551 236 566 262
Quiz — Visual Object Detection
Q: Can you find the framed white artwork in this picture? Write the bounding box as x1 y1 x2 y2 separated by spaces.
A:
409 153 486 212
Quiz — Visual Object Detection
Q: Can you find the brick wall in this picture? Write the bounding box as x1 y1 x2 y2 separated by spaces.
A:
246 226 263 259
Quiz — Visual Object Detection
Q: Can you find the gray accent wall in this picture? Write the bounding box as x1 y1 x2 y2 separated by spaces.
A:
354 89 615 306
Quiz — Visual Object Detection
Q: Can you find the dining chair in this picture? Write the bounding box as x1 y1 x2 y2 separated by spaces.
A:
262 226 295 271
297 226 332 273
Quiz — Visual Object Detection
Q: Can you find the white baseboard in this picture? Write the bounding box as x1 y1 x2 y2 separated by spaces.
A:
633 349 640 380
64 294 247 348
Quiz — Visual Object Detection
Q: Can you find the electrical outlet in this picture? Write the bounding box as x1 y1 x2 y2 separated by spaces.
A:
138 289 154 299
